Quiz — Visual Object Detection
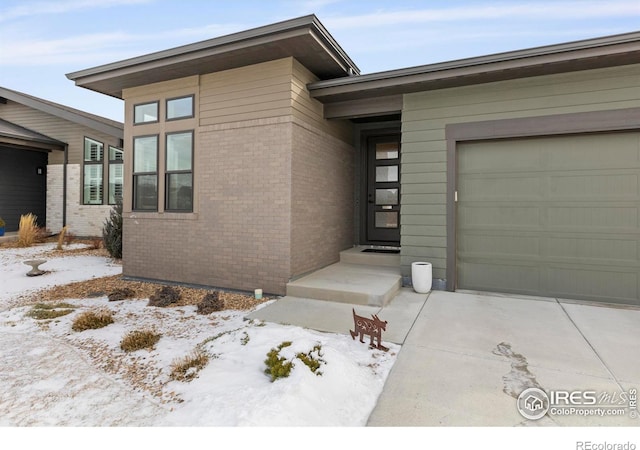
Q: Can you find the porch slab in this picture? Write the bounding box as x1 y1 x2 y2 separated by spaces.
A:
245 288 428 345
285 262 402 307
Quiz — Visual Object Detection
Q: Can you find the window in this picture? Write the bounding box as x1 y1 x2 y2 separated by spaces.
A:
165 131 193 211
166 95 194 120
108 146 124 204
134 101 159 124
83 137 103 205
133 135 158 211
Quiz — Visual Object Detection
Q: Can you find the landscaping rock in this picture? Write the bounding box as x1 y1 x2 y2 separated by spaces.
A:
197 291 224 314
108 287 136 302
147 286 180 307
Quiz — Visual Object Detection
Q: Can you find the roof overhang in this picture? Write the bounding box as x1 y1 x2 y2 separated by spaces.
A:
309 31 640 108
67 15 360 99
0 87 123 138
0 118 66 151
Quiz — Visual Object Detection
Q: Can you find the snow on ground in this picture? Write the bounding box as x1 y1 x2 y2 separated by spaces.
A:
0 243 398 427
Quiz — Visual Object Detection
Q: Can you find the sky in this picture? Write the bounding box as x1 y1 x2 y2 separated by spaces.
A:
1 0 640 123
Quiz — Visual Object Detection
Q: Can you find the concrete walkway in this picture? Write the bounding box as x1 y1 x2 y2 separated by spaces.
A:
368 290 640 426
249 289 640 426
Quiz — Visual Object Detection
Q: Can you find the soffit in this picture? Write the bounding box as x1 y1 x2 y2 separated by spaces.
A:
67 15 359 99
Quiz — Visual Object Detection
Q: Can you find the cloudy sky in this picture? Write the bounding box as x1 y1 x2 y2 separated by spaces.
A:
1 0 639 122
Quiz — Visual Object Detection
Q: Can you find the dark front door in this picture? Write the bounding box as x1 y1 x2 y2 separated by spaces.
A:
366 135 401 244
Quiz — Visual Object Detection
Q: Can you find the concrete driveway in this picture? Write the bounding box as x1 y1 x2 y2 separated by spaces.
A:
367 290 640 426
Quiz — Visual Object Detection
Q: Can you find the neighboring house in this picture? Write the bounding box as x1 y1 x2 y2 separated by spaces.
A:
67 15 640 306
0 87 124 236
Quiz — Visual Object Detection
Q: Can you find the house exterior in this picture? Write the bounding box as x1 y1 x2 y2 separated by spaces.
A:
68 15 640 306
0 87 124 236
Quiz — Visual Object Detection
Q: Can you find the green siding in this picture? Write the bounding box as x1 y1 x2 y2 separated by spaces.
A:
400 63 640 284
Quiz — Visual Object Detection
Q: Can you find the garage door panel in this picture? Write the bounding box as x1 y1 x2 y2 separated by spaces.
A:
459 260 540 294
547 134 640 169
459 141 544 172
547 266 638 303
547 205 638 230
457 132 640 305
461 176 542 200
459 233 540 257
459 205 541 228
549 172 639 199
545 236 639 263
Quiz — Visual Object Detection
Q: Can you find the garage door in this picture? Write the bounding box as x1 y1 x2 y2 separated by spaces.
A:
0 146 47 232
457 132 640 306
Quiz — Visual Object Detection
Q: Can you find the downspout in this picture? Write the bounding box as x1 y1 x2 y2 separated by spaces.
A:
63 144 68 227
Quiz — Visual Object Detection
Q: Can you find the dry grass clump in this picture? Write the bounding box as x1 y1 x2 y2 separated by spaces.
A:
26 302 76 320
169 350 210 381
17 213 40 247
120 329 161 352
71 309 114 331
57 226 68 250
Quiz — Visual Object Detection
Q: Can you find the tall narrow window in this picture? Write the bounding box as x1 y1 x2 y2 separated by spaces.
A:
134 101 159 124
83 137 103 205
166 95 194 120
133 135 158 211
165 131 193 211
108 146 124 204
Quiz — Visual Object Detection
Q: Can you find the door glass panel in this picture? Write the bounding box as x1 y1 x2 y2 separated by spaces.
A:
376 142 399 160
376 165 398 182
376 188 398 205
376 212 398 228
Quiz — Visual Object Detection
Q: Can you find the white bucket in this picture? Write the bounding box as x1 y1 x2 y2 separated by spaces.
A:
411 262 432 294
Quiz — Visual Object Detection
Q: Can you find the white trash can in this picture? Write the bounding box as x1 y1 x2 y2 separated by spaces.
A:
412 262 432 294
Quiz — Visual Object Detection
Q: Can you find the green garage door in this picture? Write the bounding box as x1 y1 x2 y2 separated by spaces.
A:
457 132 640 306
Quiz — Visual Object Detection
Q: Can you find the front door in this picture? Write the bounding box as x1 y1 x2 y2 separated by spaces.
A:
366 135 401 244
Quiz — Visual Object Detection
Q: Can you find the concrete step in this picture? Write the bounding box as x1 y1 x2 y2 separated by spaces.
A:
340 246 400 267
286 262 402 307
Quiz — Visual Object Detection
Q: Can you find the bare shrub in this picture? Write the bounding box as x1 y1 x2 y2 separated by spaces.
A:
170 350 209 381
120 329 161 352
72 309 114 331
197 291 224 314
148 286 180 307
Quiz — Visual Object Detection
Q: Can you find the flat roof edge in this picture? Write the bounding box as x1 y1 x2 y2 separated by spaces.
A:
66 14 359 82
309 30 640 93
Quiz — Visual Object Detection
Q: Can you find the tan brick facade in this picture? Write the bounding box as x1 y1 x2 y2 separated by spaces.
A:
122 59 355 295
291 119 354 277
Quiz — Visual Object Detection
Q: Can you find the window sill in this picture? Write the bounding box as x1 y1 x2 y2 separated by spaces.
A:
126 211 199 221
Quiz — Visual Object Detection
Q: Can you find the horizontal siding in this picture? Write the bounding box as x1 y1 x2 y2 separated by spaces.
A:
291 59 353 144
400 63 640 283
199 59 294 126
0 101 120 164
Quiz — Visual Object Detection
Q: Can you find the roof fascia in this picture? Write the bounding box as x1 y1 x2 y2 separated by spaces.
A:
308 31 640 99
0 87 123 138
66 15 359 96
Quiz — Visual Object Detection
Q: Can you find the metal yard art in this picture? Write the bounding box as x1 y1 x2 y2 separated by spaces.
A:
349 309 388 351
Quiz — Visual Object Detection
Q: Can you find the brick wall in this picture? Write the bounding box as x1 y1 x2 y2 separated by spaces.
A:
291 119 355 277
47 164 111 237
123 118 293 295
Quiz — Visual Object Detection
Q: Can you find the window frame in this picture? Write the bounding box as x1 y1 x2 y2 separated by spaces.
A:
164 130 194 212
82 136 104 205
108 145 124 205
133 101 160 125
166 95 195 121
132 134 159 212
